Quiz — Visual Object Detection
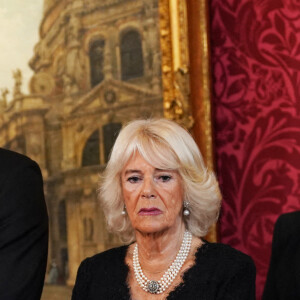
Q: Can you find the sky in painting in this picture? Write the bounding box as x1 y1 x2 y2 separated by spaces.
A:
0 0 43 98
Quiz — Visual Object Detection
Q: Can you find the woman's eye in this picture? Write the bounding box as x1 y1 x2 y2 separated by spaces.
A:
158 175 172 182
127 176 140 183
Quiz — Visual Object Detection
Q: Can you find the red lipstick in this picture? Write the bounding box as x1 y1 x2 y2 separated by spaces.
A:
138 207 162 216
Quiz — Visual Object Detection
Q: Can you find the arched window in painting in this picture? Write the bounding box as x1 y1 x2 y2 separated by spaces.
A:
58 200 67 242
102 123 122 163
82 130 100 166
120 30 144 80
89 39 105 87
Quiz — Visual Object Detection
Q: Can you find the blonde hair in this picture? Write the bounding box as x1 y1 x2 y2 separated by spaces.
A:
100 119 221 243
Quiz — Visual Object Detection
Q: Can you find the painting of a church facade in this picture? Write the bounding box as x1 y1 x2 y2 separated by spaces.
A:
0 0 165 285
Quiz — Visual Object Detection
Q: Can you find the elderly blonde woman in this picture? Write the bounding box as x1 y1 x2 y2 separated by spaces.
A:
72 119 255 300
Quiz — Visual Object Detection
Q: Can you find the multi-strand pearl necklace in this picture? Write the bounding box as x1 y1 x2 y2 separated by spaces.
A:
133 230 192 294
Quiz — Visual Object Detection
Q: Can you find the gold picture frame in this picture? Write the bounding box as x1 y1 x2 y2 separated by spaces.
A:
159 0 217 242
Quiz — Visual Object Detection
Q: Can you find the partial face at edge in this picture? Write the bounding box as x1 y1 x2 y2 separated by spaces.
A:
121 152 184 235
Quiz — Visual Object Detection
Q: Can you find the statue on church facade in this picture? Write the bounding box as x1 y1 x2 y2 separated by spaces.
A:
12 69 23 98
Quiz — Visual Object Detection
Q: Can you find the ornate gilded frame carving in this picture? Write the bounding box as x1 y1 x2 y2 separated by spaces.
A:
158 0 217 242
158 0 191 127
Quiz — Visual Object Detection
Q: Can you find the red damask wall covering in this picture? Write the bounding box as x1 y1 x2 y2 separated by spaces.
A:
210 0 300 298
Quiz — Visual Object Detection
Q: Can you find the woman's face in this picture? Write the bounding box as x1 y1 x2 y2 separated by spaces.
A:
121 152 184 234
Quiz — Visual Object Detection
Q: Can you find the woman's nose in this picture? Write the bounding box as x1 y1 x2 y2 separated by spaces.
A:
141 178 156 199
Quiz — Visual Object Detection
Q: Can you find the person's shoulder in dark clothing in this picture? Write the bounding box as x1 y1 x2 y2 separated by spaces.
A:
0 148 48 300
198 241 255 274
72 245 129 300
0 147 33 166
0 148 40 182
263 210 300 300
203 241 255 262
76 245 128 276
192 242 256 300
276 211 300 237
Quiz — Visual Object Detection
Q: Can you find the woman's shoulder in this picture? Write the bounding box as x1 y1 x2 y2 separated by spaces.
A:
75 245 130 284
83 244 129 268
72 245 130 299
169 242 255 299
203 242 253 259
196 242 256 274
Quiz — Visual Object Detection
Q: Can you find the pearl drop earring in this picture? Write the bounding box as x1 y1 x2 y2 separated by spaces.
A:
183 201 190 216
121 205 126 215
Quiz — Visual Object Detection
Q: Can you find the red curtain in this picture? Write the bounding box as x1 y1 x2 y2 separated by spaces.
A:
210 0 300 298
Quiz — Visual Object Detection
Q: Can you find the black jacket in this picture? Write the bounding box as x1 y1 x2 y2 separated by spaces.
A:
263 211 300 300
0 148 48 300
72 242 256 300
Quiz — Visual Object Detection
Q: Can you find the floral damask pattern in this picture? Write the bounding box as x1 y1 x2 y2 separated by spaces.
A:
210 0 300 298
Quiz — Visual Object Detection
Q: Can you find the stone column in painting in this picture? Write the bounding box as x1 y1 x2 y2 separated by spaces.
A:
66 191 82 286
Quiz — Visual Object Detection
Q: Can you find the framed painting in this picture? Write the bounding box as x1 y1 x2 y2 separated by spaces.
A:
0 1 214 297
